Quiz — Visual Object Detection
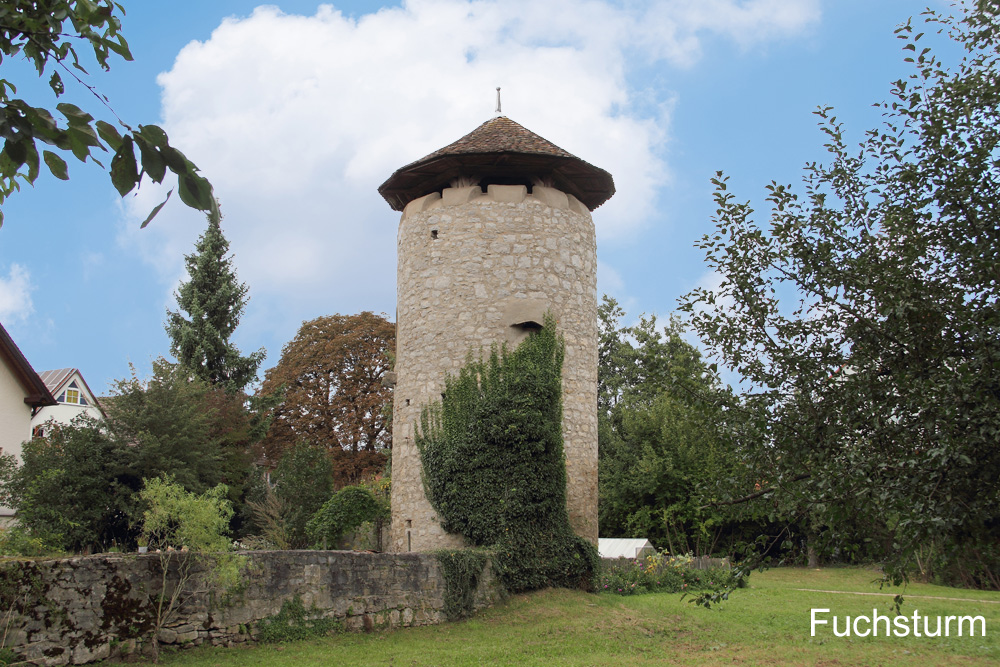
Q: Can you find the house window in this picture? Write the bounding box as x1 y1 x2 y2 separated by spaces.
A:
58 380 88 405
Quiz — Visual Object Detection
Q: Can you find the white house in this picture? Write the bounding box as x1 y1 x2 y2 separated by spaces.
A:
30 368 104 437
0 322 56 522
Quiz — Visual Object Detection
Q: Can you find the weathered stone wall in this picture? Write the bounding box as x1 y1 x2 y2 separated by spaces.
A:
0 550 500 666
391 184 599 553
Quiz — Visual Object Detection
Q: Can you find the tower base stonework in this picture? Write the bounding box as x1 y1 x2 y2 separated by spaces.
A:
390 185 598 553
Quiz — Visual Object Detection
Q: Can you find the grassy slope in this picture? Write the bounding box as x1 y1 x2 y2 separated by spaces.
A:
144 567 1000 666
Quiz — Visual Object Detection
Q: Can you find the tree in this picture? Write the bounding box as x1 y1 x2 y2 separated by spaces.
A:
0 360 264 553
139 477 241 663
680 3 1000 587
166 210 264 394
0 417 135 552
596 298 749 557
260 312 394 482
269 441 333 548
103 358 223 494
306 485 388 550
0 0 215 227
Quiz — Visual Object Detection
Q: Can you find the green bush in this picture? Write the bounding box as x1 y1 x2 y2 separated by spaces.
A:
0 524 66 558
306 485 388 549
598 552 738 596
417 317 598 593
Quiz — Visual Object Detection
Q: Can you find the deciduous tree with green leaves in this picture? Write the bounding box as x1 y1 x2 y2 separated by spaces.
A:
0 0 215 227
597 297 749 557
165 210 264 394
680 2 1000 589
139 477 242 662
269 441 334 549
103 358 223 495
0 417 135 553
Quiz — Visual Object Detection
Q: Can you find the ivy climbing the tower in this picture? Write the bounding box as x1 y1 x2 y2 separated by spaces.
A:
416 316 599 593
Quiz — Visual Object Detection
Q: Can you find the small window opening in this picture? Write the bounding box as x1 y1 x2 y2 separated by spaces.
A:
513 320 543 335
506 320 543 346
431 229 439 239
405 398 411 406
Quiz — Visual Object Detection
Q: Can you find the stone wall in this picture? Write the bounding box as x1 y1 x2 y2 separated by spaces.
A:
391 184 599 553
0 550 500 666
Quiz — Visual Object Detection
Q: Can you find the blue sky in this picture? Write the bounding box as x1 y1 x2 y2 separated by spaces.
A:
0 0 945 394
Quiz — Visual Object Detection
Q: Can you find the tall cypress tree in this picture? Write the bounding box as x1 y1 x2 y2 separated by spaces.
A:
166 210 265 393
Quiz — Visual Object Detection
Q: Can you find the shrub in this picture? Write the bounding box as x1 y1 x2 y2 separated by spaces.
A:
0 524 65 558
139 477 244 662
306 485 388 549
417 317 599 593
598 552 738 596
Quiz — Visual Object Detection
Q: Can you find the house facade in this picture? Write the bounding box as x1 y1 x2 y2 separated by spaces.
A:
30 368 104 437
0 322 56 522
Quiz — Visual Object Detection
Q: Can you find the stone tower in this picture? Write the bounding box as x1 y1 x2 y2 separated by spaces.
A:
378 116 615 553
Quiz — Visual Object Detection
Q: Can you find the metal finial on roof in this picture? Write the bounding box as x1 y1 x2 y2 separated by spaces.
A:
495 87 501 115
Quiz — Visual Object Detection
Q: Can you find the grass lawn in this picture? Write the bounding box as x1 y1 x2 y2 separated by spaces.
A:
142 567 1000 666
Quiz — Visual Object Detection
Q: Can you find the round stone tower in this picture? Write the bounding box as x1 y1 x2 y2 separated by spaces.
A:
379 116 615 553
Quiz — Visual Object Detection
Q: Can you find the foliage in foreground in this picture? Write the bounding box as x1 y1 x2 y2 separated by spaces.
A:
680 2 1000 589
0 0 216 228
416 318 599 593
597 297 761 559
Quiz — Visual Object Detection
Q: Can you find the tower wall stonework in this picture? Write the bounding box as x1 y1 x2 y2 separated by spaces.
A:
391 184 598 553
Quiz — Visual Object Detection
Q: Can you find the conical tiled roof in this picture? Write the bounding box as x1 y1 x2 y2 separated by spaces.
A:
379 116 615 211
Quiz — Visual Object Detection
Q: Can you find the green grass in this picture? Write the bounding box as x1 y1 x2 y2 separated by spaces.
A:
141 567 1000 666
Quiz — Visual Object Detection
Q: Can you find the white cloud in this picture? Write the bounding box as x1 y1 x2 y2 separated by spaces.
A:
119 0 819 349
0 264 34 322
